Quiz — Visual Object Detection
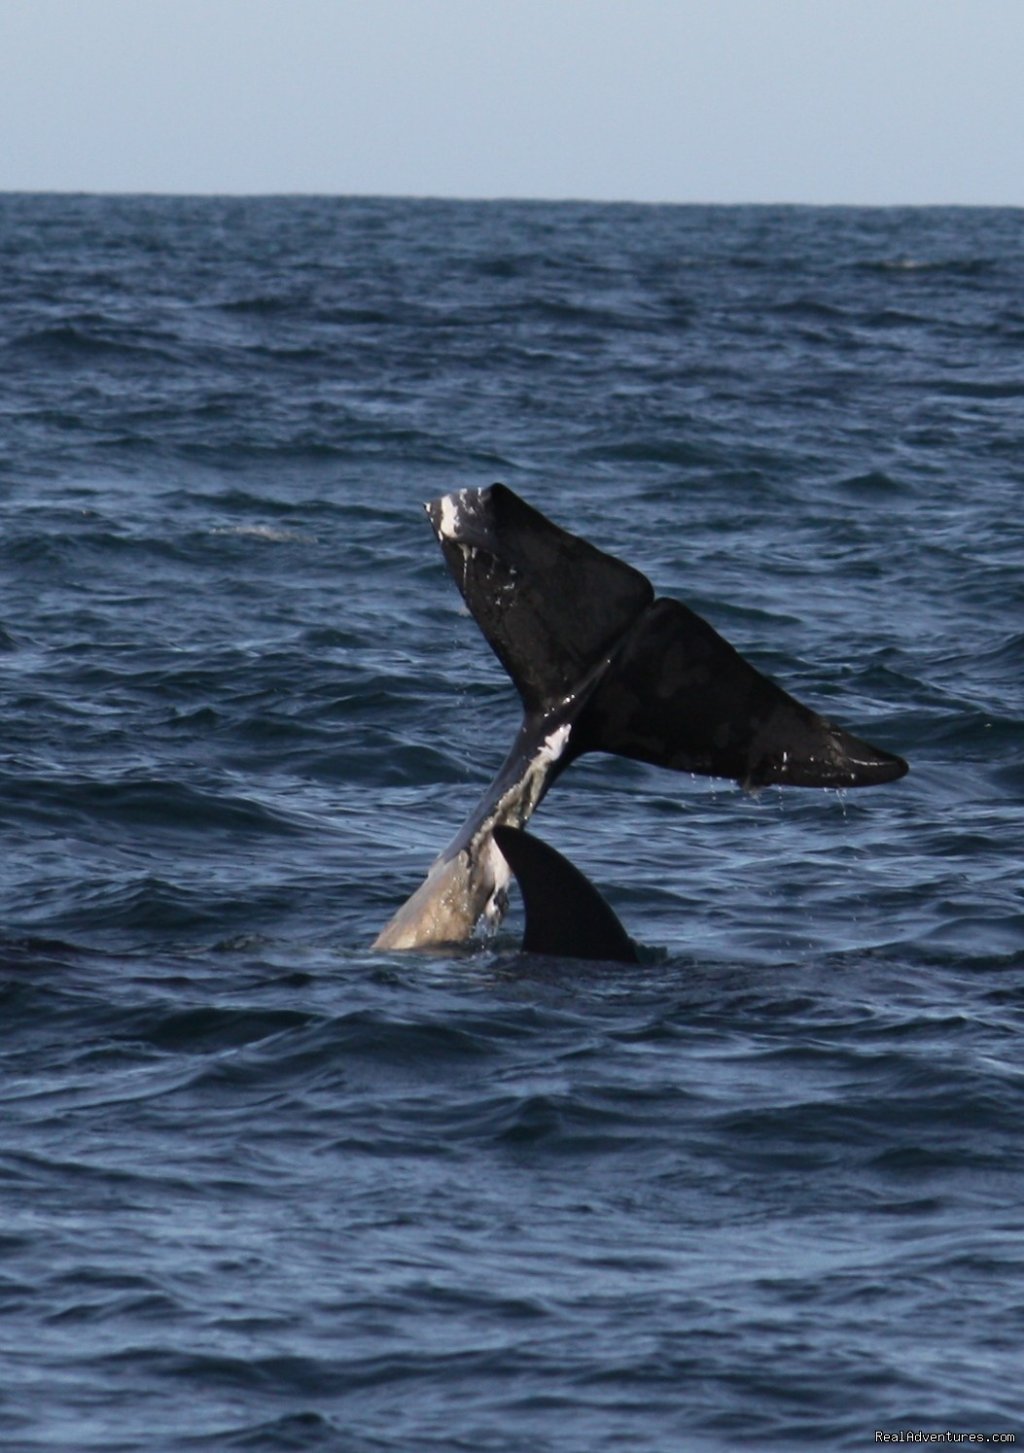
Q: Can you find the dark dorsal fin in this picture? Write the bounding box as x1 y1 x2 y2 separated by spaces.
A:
493 825 640 964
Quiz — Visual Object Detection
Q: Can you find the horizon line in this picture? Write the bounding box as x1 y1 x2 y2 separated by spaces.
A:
1 187 1021 211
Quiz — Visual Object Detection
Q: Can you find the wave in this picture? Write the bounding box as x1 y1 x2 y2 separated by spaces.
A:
854 256 1000 277
12 321 187 367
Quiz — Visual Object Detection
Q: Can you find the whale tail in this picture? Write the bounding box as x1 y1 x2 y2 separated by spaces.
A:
427 485 907 790
493 825 639 963
373 486 908 953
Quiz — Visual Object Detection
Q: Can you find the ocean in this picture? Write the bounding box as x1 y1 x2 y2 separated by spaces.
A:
1 194 1022 1450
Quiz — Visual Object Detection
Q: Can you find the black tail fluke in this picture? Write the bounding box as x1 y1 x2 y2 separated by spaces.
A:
426 485 907 791
569 599 908 788
493 826 639 964
425 485 652 716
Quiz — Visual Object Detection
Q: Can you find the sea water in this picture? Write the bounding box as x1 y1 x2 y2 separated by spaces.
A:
1 195 1022 1450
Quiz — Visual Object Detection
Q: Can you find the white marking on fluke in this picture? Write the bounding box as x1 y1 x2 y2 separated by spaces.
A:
438 493 462 541
539 723 571 765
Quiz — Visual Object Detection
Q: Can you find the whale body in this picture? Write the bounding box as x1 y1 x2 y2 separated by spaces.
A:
372 485 907 951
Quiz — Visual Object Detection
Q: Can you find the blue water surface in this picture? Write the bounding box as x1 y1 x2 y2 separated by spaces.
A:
1 195 1022 1451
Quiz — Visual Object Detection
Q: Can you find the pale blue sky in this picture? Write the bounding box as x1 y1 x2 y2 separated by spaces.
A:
2 0 1022 204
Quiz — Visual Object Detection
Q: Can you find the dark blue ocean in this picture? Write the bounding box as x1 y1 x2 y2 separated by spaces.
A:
1 195 1022 1451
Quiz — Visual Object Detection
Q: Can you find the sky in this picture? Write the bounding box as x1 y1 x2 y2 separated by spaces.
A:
1 0 1022 205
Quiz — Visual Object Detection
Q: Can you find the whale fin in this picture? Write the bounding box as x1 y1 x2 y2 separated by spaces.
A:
493 825 640 964
569 598 908 788
374 487 908 952
427 485 907 790
426 485 652 717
